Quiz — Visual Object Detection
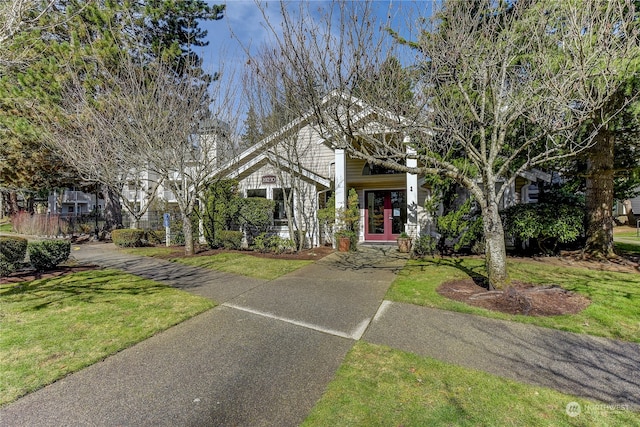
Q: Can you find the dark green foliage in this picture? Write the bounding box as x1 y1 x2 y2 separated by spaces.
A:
215 230 243 250
412 235 438 258
335 189 360 250
27 240 71 271
0 236 28 264
436 198 483 253
145 229 166 244
252 233 294 254
238 198 276 240
0 236 28 276
503 189 585 254
112 229 146 247
203 179 241 247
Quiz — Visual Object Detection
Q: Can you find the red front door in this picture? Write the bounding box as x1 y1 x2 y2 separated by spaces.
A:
364 190 407 241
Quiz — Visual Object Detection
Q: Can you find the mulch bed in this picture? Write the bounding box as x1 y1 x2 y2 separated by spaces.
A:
191 245 335 261
437 279 592 316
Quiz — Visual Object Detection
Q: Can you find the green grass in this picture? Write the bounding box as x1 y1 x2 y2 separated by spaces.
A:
171 252 313 280
615 242 640 255
387 257 640 342
303 342 640 426
0 222 13 232
0 269 214 406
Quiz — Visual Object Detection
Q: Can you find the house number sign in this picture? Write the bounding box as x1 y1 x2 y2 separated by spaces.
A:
262 175 277 184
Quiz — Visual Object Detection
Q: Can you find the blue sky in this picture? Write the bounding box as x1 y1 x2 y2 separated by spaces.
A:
196 1 432 129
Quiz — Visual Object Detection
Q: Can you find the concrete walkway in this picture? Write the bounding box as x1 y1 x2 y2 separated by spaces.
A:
1 243 639 426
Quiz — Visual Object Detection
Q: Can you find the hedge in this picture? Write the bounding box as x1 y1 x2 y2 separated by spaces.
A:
27 240 71 271
0 236 27 276
215 230 243 249
112 229 146 247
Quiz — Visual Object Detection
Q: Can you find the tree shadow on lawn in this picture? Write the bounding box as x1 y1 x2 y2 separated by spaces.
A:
0 268 172 311
412 256 489 287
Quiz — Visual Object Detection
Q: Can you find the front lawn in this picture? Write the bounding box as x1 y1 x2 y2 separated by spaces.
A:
387 257 640 342
303 342 639 426
0 269 214 406
171 252 313 280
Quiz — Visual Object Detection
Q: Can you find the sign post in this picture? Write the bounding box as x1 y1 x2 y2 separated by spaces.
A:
163 213 171 247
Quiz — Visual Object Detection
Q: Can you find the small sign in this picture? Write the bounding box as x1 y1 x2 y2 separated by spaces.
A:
262 175 277 184
163 213 170 228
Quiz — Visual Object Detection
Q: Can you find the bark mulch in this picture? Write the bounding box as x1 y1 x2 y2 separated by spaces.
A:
437 279 592 317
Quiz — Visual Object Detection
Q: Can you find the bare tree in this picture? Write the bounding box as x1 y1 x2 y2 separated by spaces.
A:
49 54 239 255
242 54 332 250
252 0 639 288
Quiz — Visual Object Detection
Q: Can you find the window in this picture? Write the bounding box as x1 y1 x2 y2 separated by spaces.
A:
362 163 403 175
273 188 291 225
247 189 266 198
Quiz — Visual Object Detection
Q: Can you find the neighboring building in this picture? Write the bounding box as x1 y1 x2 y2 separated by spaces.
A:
47 188 103 217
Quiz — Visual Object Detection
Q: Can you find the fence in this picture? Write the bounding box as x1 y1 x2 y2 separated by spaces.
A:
11 212 105 237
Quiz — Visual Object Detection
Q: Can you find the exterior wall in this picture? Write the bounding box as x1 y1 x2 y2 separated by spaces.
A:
272 124 335 178
236 161 324 246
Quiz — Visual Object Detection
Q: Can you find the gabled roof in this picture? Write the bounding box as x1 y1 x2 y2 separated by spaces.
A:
222 149 331 188
212 91 396 179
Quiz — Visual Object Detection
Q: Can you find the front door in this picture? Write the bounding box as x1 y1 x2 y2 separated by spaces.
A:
364 190 406 241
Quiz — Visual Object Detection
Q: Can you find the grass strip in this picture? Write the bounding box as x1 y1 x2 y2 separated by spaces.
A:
171 252 312 280
303 342 639 427
0 269 214 406
387 257 640 342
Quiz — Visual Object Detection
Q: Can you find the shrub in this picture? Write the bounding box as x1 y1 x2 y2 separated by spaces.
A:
0 259 15 276
0 236 27 276
112 229 146 247
203 179 241 247
27 240 71 271
412 235 438 258
436 198 483 254
239 198 276 241
215 230 243 250
503 201 584 254
253 233 294 254
145 229 166 244
0 236 28 264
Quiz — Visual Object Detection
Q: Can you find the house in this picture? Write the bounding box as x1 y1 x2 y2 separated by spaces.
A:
213 95 551 248
43 99 548 243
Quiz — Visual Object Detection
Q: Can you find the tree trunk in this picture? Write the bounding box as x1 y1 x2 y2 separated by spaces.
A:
482 201 509 290
584 127 616 258
182 211 194 256
622 199 636 227
9 191 19 215
103 185 123 231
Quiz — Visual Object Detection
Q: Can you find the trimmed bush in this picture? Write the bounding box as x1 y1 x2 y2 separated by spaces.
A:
27 240 71 271
112 229 146 247
0 259 15 276
0 236 28 276
412 235 438 258
239 198 275 239
215 230 243 249
145 229 166 244
253 233 294 254
0 236 28 264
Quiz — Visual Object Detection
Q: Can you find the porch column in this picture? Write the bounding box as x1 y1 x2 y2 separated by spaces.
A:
406 139 419 237
334 148 347 220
